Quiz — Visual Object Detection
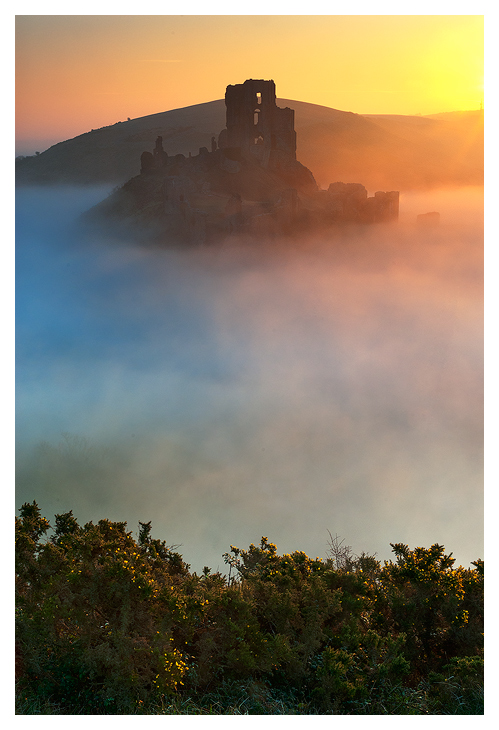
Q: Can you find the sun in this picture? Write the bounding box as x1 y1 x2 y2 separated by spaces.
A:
420 17 484 112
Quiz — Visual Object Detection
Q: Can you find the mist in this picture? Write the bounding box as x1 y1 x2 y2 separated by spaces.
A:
16 185 483 571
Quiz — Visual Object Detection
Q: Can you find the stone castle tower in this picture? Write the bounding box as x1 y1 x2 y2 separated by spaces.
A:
218 79 296 168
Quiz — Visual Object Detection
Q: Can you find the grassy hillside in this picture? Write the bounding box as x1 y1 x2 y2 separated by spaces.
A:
16 100 483 192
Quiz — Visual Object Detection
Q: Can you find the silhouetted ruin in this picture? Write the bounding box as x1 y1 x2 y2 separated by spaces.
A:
417 211 440 228
90 79 399 243
219 79 296 167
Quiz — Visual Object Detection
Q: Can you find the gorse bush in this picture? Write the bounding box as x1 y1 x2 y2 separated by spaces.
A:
16 503 483 715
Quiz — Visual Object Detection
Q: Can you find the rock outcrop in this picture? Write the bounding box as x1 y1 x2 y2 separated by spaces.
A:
87 80 399 244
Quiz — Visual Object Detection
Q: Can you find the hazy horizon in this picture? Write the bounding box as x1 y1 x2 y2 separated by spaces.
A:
15 103 483 159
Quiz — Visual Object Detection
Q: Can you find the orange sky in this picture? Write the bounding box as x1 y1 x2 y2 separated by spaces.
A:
16 15 483 152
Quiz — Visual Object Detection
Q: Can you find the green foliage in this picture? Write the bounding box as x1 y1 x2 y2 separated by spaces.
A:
16 504 483 715
376 542 484 673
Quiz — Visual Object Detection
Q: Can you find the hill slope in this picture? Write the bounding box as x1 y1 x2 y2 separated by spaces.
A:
16 99 483 192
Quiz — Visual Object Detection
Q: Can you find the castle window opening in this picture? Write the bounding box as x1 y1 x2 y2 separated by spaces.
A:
254 110 260 125
256 92 262 104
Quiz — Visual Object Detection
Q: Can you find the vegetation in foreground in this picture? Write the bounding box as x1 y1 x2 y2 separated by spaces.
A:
16 503 483 715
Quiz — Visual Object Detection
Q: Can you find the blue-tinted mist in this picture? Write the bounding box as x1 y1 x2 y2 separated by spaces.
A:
16 186 483 571
16 188 242 442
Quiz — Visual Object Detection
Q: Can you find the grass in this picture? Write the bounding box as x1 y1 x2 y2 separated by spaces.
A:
16 677 484 715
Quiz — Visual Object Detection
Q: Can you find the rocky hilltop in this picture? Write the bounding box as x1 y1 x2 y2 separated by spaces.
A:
84 79 399 244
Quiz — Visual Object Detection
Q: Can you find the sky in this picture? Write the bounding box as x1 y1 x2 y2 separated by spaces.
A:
15 13 484 153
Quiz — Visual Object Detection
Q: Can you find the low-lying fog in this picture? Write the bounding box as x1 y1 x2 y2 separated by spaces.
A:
16 185 483 571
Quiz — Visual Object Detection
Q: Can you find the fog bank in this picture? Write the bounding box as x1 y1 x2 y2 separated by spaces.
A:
16 186 483 570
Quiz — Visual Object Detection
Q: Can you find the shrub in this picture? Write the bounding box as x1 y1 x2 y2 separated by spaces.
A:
16 504 483 714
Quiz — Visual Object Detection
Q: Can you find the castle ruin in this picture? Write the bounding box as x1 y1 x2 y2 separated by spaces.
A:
218 79 296 169
99 79 400 242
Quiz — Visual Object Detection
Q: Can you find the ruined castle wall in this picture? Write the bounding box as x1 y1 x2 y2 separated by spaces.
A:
224 79 296 163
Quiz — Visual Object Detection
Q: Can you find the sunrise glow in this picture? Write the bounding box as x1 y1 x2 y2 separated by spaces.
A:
16 15 484 152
